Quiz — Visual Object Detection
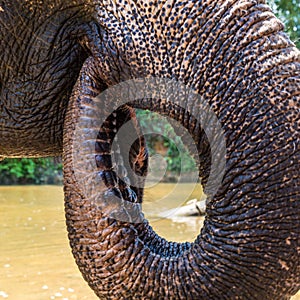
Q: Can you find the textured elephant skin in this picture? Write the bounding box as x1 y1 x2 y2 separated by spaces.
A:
1 0 300 299
0 1 92 157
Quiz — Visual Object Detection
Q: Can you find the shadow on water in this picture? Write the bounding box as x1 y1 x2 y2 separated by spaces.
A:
0 186 299 299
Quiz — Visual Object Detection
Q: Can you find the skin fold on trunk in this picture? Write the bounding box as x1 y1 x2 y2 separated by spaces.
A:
61 0 300 299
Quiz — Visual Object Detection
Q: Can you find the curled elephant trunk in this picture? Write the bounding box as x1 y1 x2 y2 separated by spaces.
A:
63 1 300 299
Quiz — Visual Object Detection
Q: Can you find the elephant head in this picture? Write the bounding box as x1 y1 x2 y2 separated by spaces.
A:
0 0 299 299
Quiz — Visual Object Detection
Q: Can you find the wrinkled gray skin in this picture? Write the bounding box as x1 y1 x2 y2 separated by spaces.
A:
1 0 300 299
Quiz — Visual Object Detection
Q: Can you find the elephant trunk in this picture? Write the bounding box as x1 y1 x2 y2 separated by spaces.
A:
64 85 204 298
64 86 299 299
63 0 300 299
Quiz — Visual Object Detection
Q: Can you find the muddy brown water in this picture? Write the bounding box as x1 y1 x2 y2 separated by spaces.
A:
0 185 299 299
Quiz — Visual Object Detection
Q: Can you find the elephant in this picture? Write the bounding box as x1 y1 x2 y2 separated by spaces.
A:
0 0 299 299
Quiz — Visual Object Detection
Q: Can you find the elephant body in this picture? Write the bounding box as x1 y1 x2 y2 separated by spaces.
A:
1 0 300 299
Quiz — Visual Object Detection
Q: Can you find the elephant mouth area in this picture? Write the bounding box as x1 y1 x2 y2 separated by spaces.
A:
71 77 227 258
96 108 213 253
130 109 207 243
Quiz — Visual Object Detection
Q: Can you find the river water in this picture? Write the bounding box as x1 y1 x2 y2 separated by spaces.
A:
0 186 299 299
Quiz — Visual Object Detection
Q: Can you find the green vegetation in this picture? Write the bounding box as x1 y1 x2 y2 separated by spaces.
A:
0 158 62 185
0 0 298 184
136 109 197 176
268 0 300 48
